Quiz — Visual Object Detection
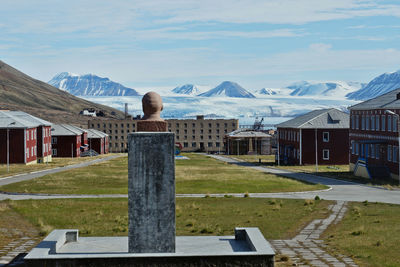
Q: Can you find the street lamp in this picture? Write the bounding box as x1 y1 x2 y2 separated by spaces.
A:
7 122 16 173
385 110 400 184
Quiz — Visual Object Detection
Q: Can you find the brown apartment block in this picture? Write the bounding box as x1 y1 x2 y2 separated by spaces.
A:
276 108 349 165
349 88 400 181
88 115 238 153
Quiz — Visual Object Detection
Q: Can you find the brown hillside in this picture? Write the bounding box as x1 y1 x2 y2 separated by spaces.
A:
0 60 125 125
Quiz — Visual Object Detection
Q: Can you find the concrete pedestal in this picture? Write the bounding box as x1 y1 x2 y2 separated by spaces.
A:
24 228 275 267
128 132 175 253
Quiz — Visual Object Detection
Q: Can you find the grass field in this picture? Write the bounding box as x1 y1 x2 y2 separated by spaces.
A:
0 154 115 178
228 155 400 188
3 197 331 240
0 153 327 194
323 201 400 267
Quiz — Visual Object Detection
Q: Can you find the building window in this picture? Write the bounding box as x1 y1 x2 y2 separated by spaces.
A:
208 142 213 147
184 123 187 128
216 129 220 134
375 145 379 159
192 123 195 127
52 148 57 156
192 135 195 139
121 143 125 148
388 115 392 131
208 129 212 133
127 124 129 128
176 123 179 128
184 129 187 134
97 124 100 128
208 123 212 128
200 136 203 140
52 137 57 144
361 115 365 130
216 123 220 127
121 123 124 128
224 123 227 128
176 136 180 140
371 144 375 158
184 135 187 140
192 142 196 147
208 135 212 139
366 115 370 130
394 116 398 132
216 135 220 139
382 115 386 131
192 130 195 134
200 129 203 134
323 149 329 160
371 115 375 131
216 142 220 147
184 142 188 148
356 115 359 129
232 123 236 127
376 115 379 131
351 142 355 154
394 146 398 163
115 130 118 134
323 132 329 142
355 143 359 155
176 129 180 134
388 145 392 161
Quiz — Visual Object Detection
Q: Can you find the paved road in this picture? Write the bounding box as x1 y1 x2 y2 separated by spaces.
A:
207 155 400 205
1 154 400 205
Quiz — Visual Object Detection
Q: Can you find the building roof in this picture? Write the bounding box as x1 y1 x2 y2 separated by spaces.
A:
0 110 51 129
276 108 349 129
51 124 86 136
349 88 400 110
227 129 271 138
86 128 108 138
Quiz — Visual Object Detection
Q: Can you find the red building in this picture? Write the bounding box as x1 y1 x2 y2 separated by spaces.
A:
349 88 400 181
276 108 349 165
86 129 109 154
51 124 88 157
0 111 52 164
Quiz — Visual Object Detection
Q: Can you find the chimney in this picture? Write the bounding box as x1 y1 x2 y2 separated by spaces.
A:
125 103 128 119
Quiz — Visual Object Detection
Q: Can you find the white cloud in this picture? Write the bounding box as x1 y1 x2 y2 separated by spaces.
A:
2 0 400 36
309 43 332 52
134 28 305 40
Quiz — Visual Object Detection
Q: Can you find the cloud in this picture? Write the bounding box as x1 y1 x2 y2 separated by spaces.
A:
134 28 305 40
309 43 332 52
2 0 400 36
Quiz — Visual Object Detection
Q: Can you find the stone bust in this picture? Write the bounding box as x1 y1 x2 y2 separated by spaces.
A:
141 92 164 121
137 91 167 132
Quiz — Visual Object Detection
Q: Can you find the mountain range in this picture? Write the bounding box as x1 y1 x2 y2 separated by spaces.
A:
49 72 140 97
288 81 364 98
172 84 200 95
198 81 255 98
346 70 400 100
48 68 400 101
0 61 124 125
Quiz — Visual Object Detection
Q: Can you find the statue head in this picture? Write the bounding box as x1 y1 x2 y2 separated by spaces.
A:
141 91 164 121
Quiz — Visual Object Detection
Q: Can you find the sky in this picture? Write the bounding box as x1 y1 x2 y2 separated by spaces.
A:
2 0 400 90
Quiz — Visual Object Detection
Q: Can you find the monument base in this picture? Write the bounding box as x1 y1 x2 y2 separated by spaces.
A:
24 228 275 267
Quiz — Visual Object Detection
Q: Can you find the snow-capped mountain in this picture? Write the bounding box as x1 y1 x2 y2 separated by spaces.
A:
258 88 277 95
172 84 200 95
198 81 255 98
346 70 400 100
288 81 363 98
48 72 140 97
